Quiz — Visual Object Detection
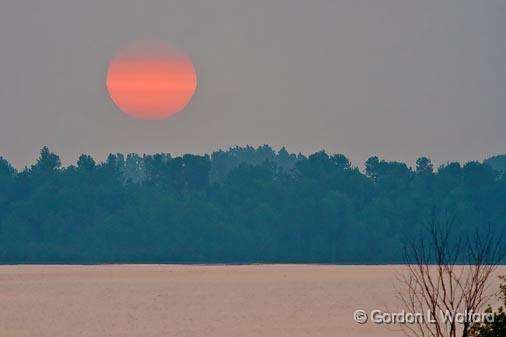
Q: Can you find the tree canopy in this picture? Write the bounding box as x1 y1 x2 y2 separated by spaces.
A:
0 146 504 264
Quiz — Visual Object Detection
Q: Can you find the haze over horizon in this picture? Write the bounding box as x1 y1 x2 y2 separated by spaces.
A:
1 0 505 168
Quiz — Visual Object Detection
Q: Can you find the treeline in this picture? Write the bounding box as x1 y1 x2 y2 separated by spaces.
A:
0 145 504 264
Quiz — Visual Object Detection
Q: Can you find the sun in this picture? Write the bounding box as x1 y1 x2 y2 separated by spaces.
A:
106 40 197 120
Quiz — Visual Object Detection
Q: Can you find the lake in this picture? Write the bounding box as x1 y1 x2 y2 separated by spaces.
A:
0 265 504 337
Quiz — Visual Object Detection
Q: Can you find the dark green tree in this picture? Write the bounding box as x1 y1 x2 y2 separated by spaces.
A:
470 276 506 337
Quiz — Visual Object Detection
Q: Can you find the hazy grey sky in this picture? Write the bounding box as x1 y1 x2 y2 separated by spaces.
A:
1 0 505 168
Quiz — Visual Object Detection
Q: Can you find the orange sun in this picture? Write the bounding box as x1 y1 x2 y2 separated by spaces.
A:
106 40 197 120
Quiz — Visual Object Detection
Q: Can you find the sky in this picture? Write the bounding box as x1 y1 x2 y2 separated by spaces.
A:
1 0 505 168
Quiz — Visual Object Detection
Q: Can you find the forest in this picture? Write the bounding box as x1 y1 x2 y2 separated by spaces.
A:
0 146 504 264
